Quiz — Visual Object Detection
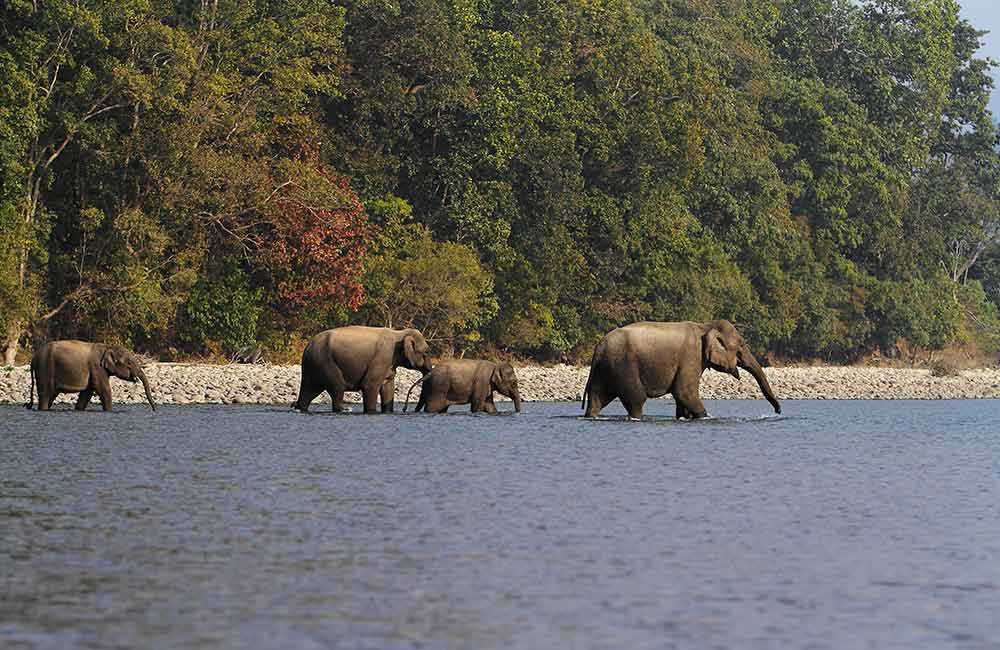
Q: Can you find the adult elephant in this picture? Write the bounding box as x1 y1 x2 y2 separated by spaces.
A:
293 326 433 414
405 359 523 414
26 341 156 411
583 320 780 419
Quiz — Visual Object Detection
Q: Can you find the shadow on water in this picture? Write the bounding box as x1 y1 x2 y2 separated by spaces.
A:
278 408 522 417
555 413 790 426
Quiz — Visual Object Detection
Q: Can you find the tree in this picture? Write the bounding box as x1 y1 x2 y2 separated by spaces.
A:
361 196 497 345
0 0 177 361
260 160 372 327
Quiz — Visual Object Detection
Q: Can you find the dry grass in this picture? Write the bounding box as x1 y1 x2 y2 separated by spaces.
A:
929 358 963 377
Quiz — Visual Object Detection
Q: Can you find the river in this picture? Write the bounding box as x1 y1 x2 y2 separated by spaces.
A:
2 399 999 649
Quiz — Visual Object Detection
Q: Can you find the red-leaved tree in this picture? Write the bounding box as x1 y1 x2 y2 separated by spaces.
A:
262 162 372 317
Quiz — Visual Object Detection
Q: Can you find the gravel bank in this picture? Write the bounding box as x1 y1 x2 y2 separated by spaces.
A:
3 363 1000 407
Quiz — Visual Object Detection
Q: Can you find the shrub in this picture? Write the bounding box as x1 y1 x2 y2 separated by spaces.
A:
185 267 263 354
360 197 498 346
929 358 961 377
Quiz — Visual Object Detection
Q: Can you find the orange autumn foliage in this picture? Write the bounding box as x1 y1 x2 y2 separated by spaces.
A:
264 167 372 310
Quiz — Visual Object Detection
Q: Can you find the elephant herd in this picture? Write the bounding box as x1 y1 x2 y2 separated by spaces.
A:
24 320 781 419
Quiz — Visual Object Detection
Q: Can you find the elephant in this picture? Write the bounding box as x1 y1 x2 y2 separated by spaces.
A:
293 326 433 414
26 341 156 411
404 359 523 413
582 320 780 419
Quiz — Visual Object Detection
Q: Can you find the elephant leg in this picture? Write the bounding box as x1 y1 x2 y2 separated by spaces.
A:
75 389 94 411
294 378 324 412
96 380 113 411
674 393 708 419
673 370 708 419
619 394 645 420
39 390 53 411
423 393 449 414
379 379 395 413
608 372 646 419
483 395 498 414
361 383 381 414
585 377 612 417
328 389 348 413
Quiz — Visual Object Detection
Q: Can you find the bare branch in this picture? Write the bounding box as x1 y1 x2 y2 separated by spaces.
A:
39 285 90 321
262 180 296 205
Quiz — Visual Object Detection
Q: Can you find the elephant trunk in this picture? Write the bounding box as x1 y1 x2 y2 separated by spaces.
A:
136 368 156 411
737 345 780 414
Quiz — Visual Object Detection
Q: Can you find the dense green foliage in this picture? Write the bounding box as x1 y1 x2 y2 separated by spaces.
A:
3 0 1000 362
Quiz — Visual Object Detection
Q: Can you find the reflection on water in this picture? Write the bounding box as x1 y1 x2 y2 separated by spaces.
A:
2 400 1000 649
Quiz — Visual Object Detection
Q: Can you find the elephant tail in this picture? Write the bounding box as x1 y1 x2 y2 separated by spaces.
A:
24 363 35 410
582 351 597 413
403 374 427 412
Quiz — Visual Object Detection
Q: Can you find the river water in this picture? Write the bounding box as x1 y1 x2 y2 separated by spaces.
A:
2 399 999 649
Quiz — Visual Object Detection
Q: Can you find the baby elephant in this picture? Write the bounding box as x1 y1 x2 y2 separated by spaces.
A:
406 360 522 413
27 340 156 411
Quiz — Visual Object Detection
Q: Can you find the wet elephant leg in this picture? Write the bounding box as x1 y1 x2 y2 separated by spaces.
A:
380 379 395 413
469 391 486 413
326 389 348 412
75 388 94 411
483 395 498 414
97 381 113 411
295 377 324 412
361 382 380 413
673 372 708 419
619 394 646 419
423 393 449 413
332 389 348 412
675 394 708 419
617 376 647 419
585 377 612 417
675 401 698 419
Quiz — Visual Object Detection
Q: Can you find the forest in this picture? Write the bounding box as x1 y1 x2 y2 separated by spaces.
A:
3 0 1000 365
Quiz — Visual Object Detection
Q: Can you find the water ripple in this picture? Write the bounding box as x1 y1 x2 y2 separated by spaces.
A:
2 400 1000 649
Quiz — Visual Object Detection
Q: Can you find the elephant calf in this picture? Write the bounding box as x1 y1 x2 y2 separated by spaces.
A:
26 340 156 411
406 359 522 414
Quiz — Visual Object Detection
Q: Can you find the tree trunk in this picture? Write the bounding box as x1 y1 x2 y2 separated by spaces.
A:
3 320 20 365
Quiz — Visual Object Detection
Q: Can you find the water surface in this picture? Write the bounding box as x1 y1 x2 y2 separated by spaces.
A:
2 400 999 649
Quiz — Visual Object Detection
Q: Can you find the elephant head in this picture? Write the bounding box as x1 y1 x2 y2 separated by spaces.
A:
703 320 741 378
401 330 433 374
102 346 156 410
490 362 522 412
703 320 780 414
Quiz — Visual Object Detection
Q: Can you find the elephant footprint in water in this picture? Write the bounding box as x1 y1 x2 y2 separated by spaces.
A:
27 340 156 411
406 359 522 414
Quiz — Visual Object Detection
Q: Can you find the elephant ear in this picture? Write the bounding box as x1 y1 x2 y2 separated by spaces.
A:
490 364 503 388
403 335 419 368
100 347 119 372
704 327 730 370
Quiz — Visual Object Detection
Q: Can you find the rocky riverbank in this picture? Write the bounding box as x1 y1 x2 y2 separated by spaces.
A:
3 363 1000 407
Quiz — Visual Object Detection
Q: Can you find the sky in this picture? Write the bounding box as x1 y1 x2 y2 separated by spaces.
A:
959 0 1000 115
